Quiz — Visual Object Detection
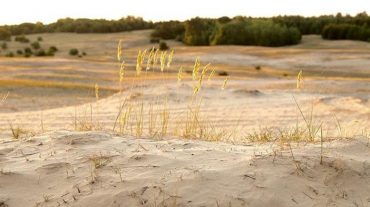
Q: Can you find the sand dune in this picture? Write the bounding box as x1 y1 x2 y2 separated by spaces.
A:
1 130 370 206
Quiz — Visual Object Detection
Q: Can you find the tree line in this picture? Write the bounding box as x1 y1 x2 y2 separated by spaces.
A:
0 16 153 40
151 12 370 46
1 13 370 45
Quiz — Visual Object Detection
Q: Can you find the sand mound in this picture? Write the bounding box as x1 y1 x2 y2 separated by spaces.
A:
1 131 370 207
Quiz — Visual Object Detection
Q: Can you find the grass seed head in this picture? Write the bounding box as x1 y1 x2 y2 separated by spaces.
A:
95 84 99 100
193 57 201 80
167 49 174 68
222 77 229 90
160 51 167 72
297 70 303 89
177 67 183 85
117 40 123 62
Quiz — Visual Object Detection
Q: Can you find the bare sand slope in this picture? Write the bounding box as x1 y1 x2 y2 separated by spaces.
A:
1 130 370 207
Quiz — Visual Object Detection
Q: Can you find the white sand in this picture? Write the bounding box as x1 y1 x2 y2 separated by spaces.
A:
1 130 370 206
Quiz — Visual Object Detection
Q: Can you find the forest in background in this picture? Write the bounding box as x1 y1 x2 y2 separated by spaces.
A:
1 13 370 47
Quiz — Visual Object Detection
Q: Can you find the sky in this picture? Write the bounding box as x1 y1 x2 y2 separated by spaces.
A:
1 0 370 25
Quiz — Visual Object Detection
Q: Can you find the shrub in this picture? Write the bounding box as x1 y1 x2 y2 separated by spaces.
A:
1 42 7 50
24 47 32 55
0 28 11 41
35 49 46 56
159 41 169 51
50 46 58 51
255 65 261 70
46 49 55 56
82 52 87 56
69 48 79 56
31 41 41 50
47 46 58 56
14 36 30 43
24 53 31 58
37 36 43 41
16 50 23 55
5 52 14 57
218 71 229 76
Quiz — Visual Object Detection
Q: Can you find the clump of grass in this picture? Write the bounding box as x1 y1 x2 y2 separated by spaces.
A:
9 123 27 139
246 127 274 142
89 154 110 169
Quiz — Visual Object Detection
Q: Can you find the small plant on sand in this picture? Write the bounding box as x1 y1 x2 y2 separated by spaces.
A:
112 166 124 182
159 41 169 51
9 123 26 139
1 42 8 50
69 48 79 56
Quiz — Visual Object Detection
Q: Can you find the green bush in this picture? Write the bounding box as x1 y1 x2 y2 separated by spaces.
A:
46 50 55 56
47 46 58 55
159 41 169 51
0 28 11 41
5 52 14 57
16 50 23 55
35 49 46 56
24 47 32 55
37 36 43 41
69 48 79 56
14 36 30 43
1 42 7 50
31 41 41 50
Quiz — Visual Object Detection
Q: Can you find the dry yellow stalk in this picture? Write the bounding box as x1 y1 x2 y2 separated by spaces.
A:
177 67 183 85
167 49 174 68
146 47 155 71
192 57 201 80
297 70 303 89
136 50 143 75
117 40 123 62
193 84 200 96
95 84 99 100
119 62 125 82
222 77 229 90
208 68 215 83
160 51 167 72
153 49 159 67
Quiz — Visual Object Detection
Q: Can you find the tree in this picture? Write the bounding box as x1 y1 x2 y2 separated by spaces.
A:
183 17 216 45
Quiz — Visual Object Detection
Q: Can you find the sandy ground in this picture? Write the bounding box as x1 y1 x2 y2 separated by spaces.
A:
0 78 368 139
0 33 369 112
1 131 370 207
